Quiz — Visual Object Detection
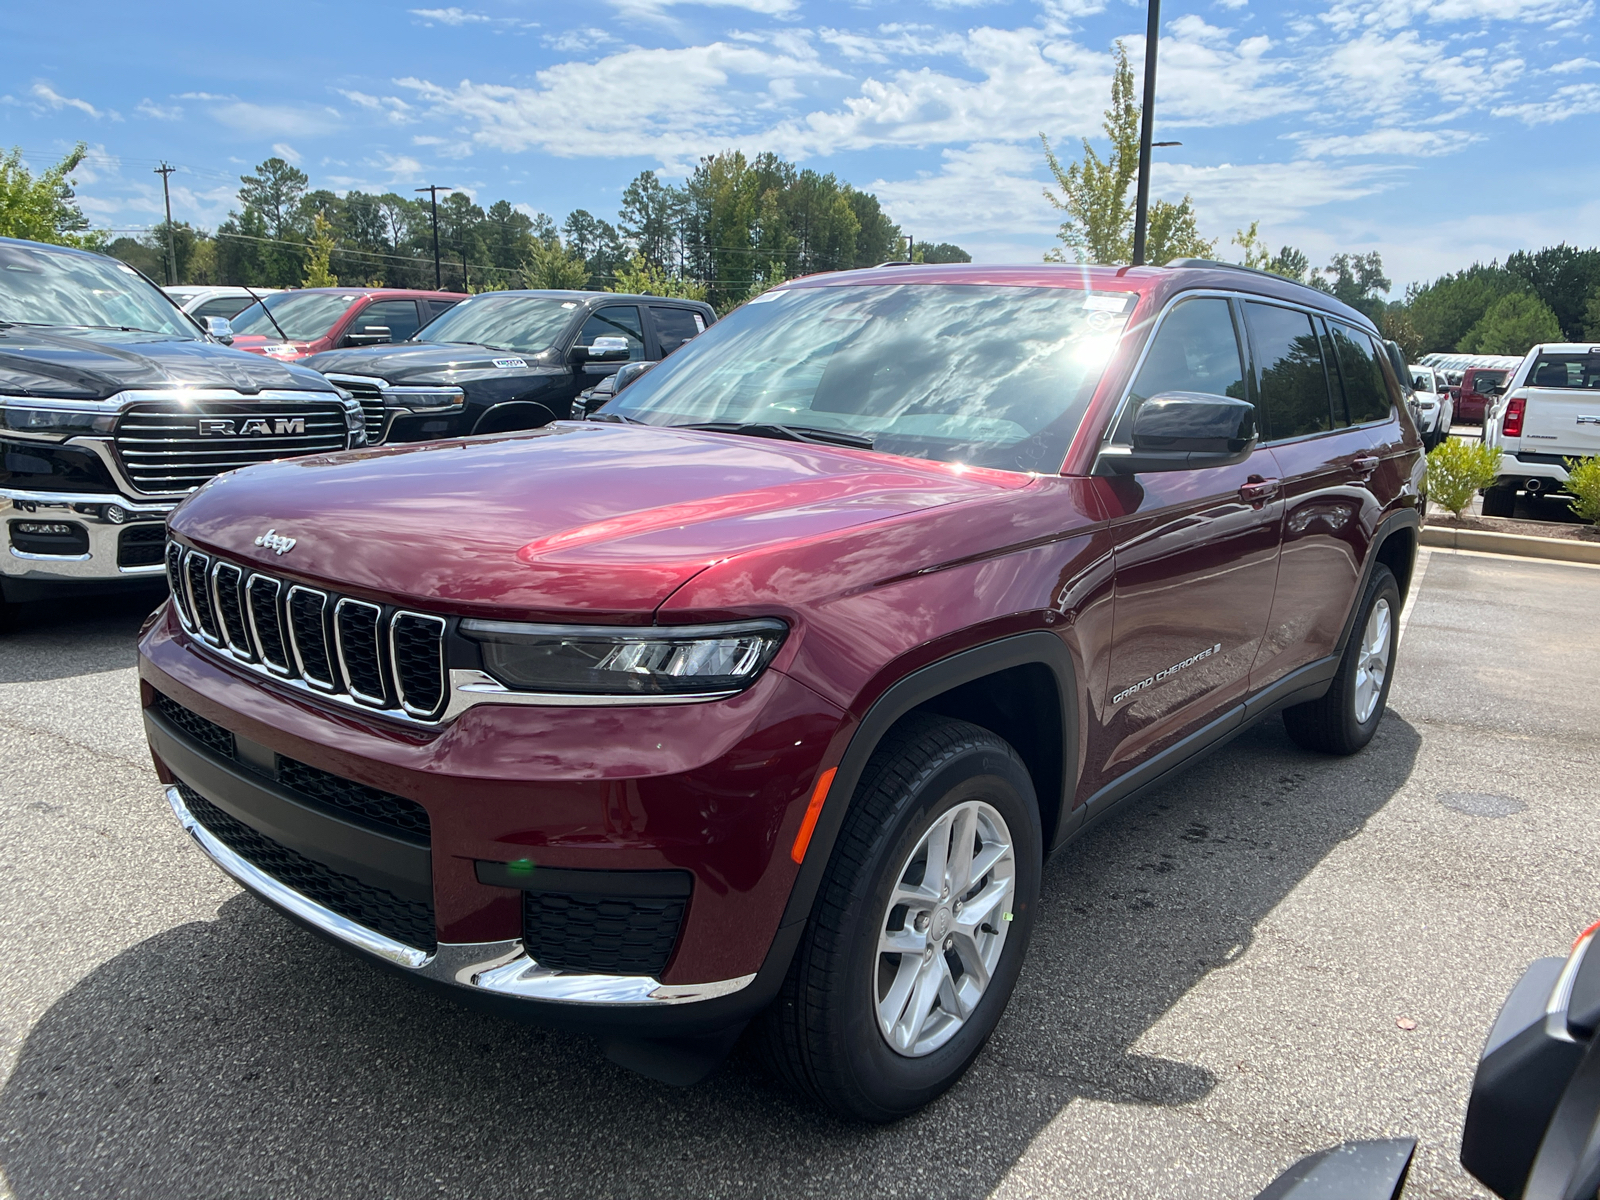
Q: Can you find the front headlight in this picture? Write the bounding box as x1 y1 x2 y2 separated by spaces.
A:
0 401 118 440
459 618 788 696
383 385 464 410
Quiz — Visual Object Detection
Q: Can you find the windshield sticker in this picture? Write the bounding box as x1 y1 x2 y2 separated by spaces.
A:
1112 643 1222 705
493 358 528 369
561 302 578 309
747 290 788 305
693 313 706 332
1084 294 1133 312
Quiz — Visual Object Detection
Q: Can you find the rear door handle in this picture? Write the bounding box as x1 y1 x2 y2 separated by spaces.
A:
1352 456 1380 476
1240 477 1280 504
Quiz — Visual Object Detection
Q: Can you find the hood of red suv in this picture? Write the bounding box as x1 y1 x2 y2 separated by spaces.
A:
168 422 1030 621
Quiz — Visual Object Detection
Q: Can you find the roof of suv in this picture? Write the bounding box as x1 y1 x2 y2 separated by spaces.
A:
464 289 714 310
779 261 1379 331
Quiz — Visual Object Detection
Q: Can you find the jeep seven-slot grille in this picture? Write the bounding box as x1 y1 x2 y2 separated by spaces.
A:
168 543 450 722
152 691 431 844
177 782 436 951
114 400 349 493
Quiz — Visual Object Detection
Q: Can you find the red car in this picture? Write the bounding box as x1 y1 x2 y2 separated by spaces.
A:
1455 365 1511 424
139 261 1423 1120
225 287 462 362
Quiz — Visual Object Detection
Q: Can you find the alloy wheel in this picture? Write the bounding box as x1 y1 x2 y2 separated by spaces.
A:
1354 596 1392 724
873 800 1016 1057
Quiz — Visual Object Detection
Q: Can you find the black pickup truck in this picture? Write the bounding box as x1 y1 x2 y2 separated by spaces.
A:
302 290 714 443
0 236 364 623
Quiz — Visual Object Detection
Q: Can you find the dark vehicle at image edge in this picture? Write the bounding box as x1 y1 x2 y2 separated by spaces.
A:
303 289 713 443
140 260 1423 1120
0 237 365 622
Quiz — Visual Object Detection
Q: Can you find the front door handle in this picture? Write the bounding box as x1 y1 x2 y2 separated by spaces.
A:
1240 477 1280 504
1352 456 1380 476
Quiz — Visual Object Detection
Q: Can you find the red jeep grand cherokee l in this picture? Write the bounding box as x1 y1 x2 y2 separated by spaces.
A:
138 261 1423 1120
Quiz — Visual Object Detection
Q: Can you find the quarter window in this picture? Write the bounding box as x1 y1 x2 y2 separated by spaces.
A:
1244 302 1333 440
576 306 645 360
651 306 702 356
1329 322 1391 424
1120 298 1246 438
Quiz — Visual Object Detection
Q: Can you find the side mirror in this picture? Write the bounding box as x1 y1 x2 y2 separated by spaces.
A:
1482 381 1506 397
1105 392 1258 474
343 326 392 347
612 360 655 394
576 335 632 363
204 316 234 343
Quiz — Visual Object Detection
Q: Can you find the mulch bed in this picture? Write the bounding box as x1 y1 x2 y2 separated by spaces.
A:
1425 512 1600 542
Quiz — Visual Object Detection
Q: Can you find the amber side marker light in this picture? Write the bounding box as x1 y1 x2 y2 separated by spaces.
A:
790 767 838 865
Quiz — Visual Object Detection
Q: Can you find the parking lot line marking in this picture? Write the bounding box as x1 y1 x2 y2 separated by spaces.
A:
1398 547 1431 647
1426 545 1600 573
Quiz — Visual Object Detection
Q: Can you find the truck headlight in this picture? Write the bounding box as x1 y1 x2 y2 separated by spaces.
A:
459 618 788 696
0 402 118 440
383 386 464 410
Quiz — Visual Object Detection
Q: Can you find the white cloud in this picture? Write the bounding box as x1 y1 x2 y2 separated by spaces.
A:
271 143 302 164
409 7 492 25
870 142 1059 240
29 82 118 121
1292 126 1480 157
543 27 620 53
1492 82 1600 124
336 89 415 124
1320 0 1580 33
605 0 799 16
208 101 343 138
1153 159 1401 231
135 98 182 120
1549 57 1600 74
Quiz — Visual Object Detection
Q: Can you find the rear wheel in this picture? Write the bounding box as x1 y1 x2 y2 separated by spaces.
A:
1481 485 1517 517
755 713 1041 1122
1283 565 1400 756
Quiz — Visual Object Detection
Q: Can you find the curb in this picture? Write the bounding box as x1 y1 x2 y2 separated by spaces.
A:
1420 524 1600 565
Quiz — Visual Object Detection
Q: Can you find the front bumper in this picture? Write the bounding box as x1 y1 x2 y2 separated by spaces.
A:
2 488 172 583
166 783 755 1007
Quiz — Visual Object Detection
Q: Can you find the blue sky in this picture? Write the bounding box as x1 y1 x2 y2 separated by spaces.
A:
5 0 1596 289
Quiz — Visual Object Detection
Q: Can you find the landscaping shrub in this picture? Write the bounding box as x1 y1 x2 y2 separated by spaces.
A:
1566 456 1600 525
1426 438 1502 517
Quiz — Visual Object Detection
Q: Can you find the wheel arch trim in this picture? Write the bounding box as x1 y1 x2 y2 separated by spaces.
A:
777 630 1078 932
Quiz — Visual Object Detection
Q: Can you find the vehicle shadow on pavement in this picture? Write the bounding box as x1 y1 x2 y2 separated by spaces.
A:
0 713 1420 1199
0 589 165 684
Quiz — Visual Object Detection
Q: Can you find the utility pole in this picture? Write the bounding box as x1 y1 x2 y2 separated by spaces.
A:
154 163 178 284
1131 0 1160 266
415 184 453 290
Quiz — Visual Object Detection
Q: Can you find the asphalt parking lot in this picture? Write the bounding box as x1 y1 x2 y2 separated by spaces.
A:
0 548 1595 1200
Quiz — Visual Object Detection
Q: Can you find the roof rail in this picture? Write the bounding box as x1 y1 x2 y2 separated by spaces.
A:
874 260 916 268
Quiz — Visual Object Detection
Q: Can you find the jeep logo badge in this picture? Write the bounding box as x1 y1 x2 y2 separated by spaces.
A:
254 529 297 556
198 417 307 436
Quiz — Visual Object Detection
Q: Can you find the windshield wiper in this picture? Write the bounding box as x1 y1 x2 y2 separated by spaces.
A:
586 410 644 424
238 284 291 343
432 340 518 352
21 322 173 335
673 422 876 449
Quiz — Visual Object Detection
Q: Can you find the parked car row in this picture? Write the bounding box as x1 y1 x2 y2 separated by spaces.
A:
1383 339 1453 450
1418 352 1522 424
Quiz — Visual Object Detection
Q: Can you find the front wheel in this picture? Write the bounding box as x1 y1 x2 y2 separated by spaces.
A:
1283 564 1400 755
755 713 1042 1122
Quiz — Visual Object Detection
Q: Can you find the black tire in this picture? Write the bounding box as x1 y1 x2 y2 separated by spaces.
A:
755 713 1042 1122
1283 564 1400 755
1481 485 1517 517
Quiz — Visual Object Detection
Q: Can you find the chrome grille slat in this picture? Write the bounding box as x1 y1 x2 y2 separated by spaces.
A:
334 598 387 707
165 542 449 726
287 586 338 691
114 401 348 494
211 562 253 659
247 575 290 675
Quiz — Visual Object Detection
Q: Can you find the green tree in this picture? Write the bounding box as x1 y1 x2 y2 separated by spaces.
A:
619 171 681 272
563 208 627 286
523 237 590 290
1584 289 1600 340
1231 222 1316 284
1404 263 1519 354
609 253 708 300
1458 292 1562 354
0 143 102 247
1505 244 1600 341
302 212 338 287
1320 252 1390 323
1040 43 1215 265
918 242 972 263
1381 304 1424 361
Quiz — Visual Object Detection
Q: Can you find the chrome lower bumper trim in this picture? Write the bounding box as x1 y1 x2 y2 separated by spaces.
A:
3 489 172 581
165 784 755 1005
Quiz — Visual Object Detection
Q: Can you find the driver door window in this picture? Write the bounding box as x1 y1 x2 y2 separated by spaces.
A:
350 300 421 344
575 306 645 360
1116 298 1246 441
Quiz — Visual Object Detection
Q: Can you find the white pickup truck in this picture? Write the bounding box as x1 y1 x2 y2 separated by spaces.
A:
1481 343 1600 517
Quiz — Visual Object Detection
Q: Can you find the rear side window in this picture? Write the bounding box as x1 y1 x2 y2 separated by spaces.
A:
191 296 253 320
1329 323 1391 424
1529 353 1600 389
1244 302 1333 440
353 300 421 342
576 305 645 360
1119 298 1245 438
651 306 703 356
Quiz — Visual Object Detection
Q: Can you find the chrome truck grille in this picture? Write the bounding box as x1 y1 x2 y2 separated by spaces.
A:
329 378 388 442
166 541 448 722
115 400 350 493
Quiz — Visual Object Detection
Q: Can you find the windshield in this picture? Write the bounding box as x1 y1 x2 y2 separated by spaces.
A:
0 242 196 339
231 291 359 341
1411 369 1436 391
414 293 580 355
606 283 1134 473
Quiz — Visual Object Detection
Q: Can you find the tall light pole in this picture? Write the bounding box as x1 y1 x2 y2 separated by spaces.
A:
154 162 177 284
1131 0 1161 266
415 184 454 290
